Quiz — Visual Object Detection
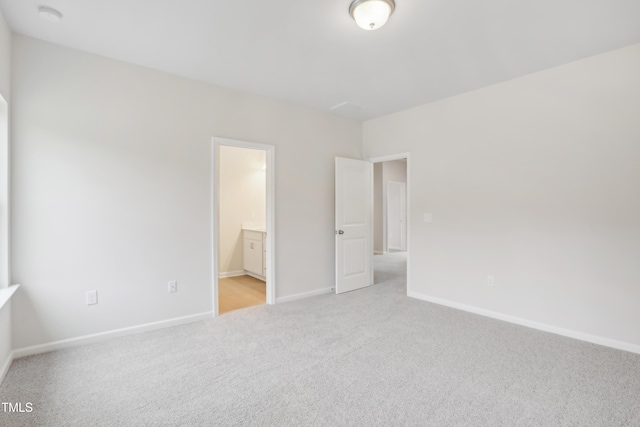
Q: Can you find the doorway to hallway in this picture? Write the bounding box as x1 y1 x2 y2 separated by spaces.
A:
373 252 407 291
333 153 410 295
371 155 409 290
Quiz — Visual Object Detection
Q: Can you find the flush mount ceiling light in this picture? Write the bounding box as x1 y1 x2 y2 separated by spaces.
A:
38 6 63 23
349 0 395 31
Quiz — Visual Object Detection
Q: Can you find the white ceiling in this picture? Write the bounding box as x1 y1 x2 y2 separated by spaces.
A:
1 0 639 121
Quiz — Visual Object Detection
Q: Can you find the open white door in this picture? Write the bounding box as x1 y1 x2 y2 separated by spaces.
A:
335 157 372 294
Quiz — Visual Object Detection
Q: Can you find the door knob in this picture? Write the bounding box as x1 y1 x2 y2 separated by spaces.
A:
337 230 344 235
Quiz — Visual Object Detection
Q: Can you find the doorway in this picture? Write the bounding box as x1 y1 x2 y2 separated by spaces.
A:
212 137 275 316
370 155 409 293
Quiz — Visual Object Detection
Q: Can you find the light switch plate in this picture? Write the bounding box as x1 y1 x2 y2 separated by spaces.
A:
168 281 177 293
86 290 98 305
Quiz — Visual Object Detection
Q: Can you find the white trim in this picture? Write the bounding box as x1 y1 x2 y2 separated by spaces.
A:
212 137 276 315
0 284 19 310
369 153 410 296
373 250 386 255
0 350 13 385
408 291 640 355
12 312 213 359
218 270 245 279
211 140 217 316
276 287 333 304
369 153 411 163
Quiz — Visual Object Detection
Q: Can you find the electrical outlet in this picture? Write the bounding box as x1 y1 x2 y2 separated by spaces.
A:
424 213 433 223
86 290 98 305
168 281 177 293
487 276 495 287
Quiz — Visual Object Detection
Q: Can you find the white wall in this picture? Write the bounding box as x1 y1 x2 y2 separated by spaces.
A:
0 93 8 289
11 35 361 349
383 160 406 184
219 146 265 274
0 7 9 98
364 44 640 348
0 5 12 378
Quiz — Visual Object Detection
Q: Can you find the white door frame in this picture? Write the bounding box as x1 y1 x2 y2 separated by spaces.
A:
369 153 410 295
212 137 276 316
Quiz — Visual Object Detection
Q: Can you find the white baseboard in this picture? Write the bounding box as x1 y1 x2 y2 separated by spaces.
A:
12 311 213 359
218 270 245 279
245 272 266 282
0 350 14 386
408 291 640 355
276 287 333 304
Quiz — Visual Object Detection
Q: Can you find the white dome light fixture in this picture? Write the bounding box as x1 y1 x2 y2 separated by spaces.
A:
349 0 395 31
38 6 63 23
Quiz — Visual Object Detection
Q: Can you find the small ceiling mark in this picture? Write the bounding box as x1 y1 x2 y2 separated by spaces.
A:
330 101 365 111
38 6 63 23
